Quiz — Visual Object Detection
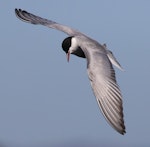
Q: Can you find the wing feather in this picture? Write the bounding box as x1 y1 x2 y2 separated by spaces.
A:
86 51 126 134
15 9 84 36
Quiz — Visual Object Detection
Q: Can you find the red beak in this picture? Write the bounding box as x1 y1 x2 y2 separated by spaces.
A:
67 52 70 62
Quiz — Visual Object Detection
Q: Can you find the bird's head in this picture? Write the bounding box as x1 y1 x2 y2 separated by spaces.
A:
62 36 85 61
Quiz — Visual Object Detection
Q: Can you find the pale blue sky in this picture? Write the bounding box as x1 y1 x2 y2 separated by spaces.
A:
0 0 150 147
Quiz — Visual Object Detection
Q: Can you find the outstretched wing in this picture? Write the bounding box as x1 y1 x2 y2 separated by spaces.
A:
84 46 126 135
15 9 84 36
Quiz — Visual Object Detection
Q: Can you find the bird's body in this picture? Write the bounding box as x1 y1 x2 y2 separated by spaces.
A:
15 9 126 134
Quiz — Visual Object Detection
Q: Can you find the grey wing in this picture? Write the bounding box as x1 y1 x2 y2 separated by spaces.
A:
86 50 126 135
15 9 84 36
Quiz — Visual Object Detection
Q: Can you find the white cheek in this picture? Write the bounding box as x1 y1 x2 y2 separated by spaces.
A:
69 37 78 53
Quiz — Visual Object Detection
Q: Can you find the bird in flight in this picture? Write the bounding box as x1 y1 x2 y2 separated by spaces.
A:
15 9 126 135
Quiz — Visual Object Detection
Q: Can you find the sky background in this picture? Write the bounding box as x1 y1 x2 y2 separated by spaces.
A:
0 0 150 147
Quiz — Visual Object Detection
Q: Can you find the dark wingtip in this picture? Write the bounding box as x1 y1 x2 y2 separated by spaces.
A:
15 8 18 14
15 8 26 16
15 8 21 13
15 8 29 22
120 129 126 135
15 8 20 18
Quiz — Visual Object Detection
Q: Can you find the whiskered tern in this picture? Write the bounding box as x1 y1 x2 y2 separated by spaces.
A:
15 9 126 135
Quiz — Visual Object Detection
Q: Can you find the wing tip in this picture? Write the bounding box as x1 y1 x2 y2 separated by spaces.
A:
117 123 126 135
15 8 25 14
111 119 126 135
96 82 126 135
15 8 24 21
120 129 126 135
116 118 126 135
15 8 19 17
15 8 22 16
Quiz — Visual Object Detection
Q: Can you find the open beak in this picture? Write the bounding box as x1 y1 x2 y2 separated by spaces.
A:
66 51 70 62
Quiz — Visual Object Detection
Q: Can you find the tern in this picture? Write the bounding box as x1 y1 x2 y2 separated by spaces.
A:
15 9 126 135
